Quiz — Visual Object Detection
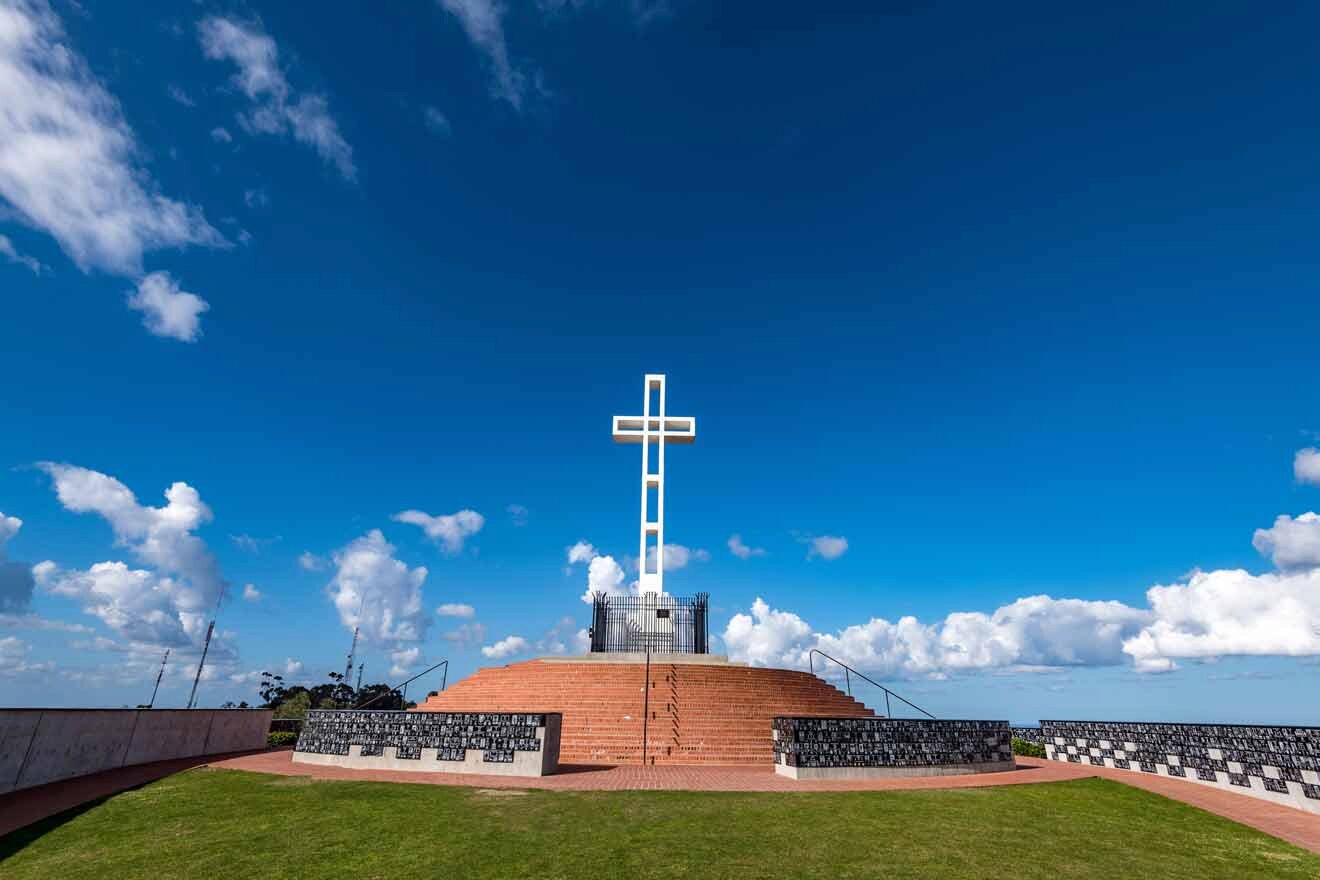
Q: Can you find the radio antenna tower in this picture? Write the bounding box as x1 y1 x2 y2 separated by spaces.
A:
355 662 363 692
188 586 226 709
147 649 170 708
343 595 365 681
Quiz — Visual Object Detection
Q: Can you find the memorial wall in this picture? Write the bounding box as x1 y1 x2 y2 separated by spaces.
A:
773 717 1014 779
294 710 561 777
1042 720 1320 815
0 708 271 794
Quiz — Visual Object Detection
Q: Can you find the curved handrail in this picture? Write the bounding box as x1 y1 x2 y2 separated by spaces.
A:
353 659 448 710
808 649 935 719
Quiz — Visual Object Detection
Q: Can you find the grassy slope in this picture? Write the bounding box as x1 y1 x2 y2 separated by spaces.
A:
2 769 1317 880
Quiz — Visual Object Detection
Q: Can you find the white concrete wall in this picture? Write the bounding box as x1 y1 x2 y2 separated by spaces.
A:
0 708 272 794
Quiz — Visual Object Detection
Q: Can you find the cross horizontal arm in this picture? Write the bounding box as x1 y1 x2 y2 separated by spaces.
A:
612 415 697 444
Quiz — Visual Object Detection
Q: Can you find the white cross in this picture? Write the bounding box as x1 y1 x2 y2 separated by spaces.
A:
612 374 696 594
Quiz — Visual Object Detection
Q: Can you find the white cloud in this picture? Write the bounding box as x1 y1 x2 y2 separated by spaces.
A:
642 543 709 572
38 462 227 613
392 508 484 554
198 16 355 180
0 512 20 546
0 233 43 273
389 645 422 677
423 105 452 136
210 126 232 144
126 271 209 342
0 612 93 633
481 634 530 659
36 560 196 645
436 602 475 618
326 529 429 645
1295 448 1320 487
538 0 671 26
1122 567 1320 673
0 635 28 660
441 621 487 646
438 0 526 109
725 595 1151 679
807 535 848 560
1252 512 1320 570
241 583 261 602
535 616 588 655
166 84 194 106
0 0 225 276
566 540 597 564
506 503 528 526
728 534 765 559
298 551 327 571
243 188 268 208
284 657 303 676
581 554 629 604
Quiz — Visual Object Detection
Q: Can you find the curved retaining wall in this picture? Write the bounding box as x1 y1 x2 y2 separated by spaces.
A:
773 717 1015 779
1041 720 1320 815
0 708 271 794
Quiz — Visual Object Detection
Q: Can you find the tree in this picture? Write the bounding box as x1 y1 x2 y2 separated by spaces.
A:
273 690 311 720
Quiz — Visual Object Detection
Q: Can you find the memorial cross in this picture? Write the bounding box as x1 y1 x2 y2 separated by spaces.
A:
612 374 696 594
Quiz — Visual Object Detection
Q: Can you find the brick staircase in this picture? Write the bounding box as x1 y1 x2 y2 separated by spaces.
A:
413 658 874 765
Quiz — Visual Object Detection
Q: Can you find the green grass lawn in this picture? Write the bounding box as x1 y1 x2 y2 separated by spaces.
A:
2 769 1317 880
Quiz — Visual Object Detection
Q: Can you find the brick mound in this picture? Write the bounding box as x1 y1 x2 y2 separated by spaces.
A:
414 658 873 765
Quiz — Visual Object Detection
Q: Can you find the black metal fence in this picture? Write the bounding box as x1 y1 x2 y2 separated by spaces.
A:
589 592 709 654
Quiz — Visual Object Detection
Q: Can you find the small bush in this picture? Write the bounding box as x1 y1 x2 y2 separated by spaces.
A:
267 731 298 748
1012 737 1046 758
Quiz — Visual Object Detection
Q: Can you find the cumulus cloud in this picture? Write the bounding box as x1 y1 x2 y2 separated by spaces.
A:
481 634 530 659
392 508 484 553
1252 512 1320 570
166 84 194 106
423 105 452 136
210 126 232 144
284 657 303 676
728 534 765 559
442 621 487 646
36 560 198 645
566 541 597 564
582 554 629 604
38 463 227 618
0 612 93 633
326 529 429 645
0 0 225 276
298 551 327 571
1122 567 1320 673
389 645 422 677
0 234 43 273
725 595 1152 679
806 535 848 560
643 543 709 572
0 634 51 678
198 16 355 180
241 583 261 602
438 0 527 109
126 271 209 342
436 602 475 618
0 513 20 546
536 616 589 655
1295 448 1320 487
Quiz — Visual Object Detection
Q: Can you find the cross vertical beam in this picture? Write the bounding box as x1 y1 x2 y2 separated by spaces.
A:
613 374 696 594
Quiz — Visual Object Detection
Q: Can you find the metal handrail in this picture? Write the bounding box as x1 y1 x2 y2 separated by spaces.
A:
353 659 448 710
807 649 935 719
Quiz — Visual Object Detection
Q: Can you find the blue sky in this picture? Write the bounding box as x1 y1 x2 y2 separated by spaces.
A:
2 0 1320 724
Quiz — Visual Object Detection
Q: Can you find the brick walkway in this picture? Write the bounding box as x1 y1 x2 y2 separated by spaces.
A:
205 751 1320 853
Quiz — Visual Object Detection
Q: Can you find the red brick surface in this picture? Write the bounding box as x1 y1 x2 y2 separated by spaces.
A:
413 659 873 765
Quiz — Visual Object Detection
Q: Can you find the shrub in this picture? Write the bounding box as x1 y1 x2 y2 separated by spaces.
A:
1012 737 1046 758
267 731 298 748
